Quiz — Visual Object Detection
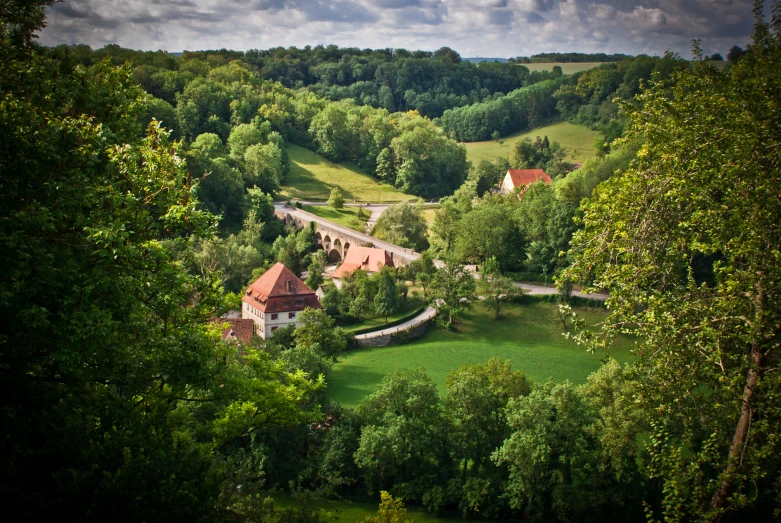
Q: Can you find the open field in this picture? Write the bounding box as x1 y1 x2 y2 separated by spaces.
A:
463 121 601 165
278 144 415 203
274 493 482 522
520 62 607 74
302 205 367 232
421 207 437 226
329 301 634 408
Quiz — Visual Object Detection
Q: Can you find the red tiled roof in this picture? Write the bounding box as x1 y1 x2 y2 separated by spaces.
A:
242 262 321 313
212 318 254 344
330 247 394 279
506 169 552 188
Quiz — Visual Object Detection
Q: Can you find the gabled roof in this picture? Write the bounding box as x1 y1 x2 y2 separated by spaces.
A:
242 262 321 313
505 169 552 188
212 318 254 344
246 262 315 298
331 246 394 279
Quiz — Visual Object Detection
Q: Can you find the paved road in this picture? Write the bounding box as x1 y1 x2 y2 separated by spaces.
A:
354 306 438 340
274 202 420 264
513 281 609 301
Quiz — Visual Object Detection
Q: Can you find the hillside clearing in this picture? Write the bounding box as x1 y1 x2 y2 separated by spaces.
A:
329 301 634 408
301 205 368 232
463 121 601 165
278 144 415 203
520 62 607 74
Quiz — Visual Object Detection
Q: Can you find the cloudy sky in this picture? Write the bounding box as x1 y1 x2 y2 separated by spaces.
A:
38 0 756 58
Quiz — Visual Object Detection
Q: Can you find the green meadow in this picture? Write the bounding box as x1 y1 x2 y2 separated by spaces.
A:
301 205 368 232
329 301 634 408
279 144 415 203
463 121 602 166
520 62 607 74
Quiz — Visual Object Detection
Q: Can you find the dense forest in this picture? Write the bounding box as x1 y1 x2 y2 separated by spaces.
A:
3 1 781 522
440 54 685 142
63 43 562 119
509 52 631 63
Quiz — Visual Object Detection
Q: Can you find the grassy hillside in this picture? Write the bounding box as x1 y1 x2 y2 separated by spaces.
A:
301 205 368 232
329 301 634 408
463 121 601 165
279 144 415 203
521 62 607 74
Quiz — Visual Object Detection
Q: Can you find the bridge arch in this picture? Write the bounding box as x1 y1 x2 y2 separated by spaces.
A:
327 249 342 262
315 232 323 246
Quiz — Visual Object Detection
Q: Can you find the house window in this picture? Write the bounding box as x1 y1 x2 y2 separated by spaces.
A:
295 299 304 306
271 313 278 320
271 326 278 332
288 312 295 319
283 300 289 306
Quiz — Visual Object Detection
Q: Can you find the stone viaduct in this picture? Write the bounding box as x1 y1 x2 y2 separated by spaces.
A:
273 203 419 267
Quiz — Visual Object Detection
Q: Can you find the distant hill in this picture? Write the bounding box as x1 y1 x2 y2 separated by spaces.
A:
465 57 509 63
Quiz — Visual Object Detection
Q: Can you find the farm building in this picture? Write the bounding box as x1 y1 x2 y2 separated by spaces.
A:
499 169 552 197
211 318 255 344
242 262 321 339
331 246 395 285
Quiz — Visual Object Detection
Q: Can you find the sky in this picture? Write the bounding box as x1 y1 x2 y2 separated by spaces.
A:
38 0 757 58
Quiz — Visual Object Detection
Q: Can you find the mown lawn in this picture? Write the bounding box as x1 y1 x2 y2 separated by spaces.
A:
463 121 601 165
273 492 483 522
302 205 367 232
329 301 634 408
519 62 607 74
279 144 415 203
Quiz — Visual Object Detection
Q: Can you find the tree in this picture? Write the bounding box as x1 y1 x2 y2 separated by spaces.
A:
361 491 411 523
0 9 319 517
430 257 476 326
727 45 745 63
328 186 345 209
373 266 399 323
406 250 437 299
228 122 264 161
563 11 781 521
244 141 282 194
371 201 429 252
492 381 601 522
354 369 449 507
305 250 327 290
445 358 530 517
481 256 517 320
292 308 348 361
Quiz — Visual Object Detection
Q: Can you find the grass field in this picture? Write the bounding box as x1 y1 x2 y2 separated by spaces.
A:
274 493 482 522
329 301 634 408
463 121 601 165
520 62 607 74
421 207 437 226
302 205 367 232
279 144 415 203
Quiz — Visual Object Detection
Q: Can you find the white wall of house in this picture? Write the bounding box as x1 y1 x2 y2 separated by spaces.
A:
242 302 303 339
499 172 514 195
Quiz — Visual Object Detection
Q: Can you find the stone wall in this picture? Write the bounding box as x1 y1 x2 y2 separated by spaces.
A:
354 320 430 348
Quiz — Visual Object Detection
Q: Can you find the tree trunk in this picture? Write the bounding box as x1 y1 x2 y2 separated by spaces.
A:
706 284 767 522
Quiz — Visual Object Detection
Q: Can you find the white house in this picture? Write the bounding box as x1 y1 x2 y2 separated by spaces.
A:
241 262 321 339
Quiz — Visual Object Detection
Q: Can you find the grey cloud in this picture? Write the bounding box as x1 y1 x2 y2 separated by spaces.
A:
38 0 757 57
533 0 554 11
526 11 546 23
